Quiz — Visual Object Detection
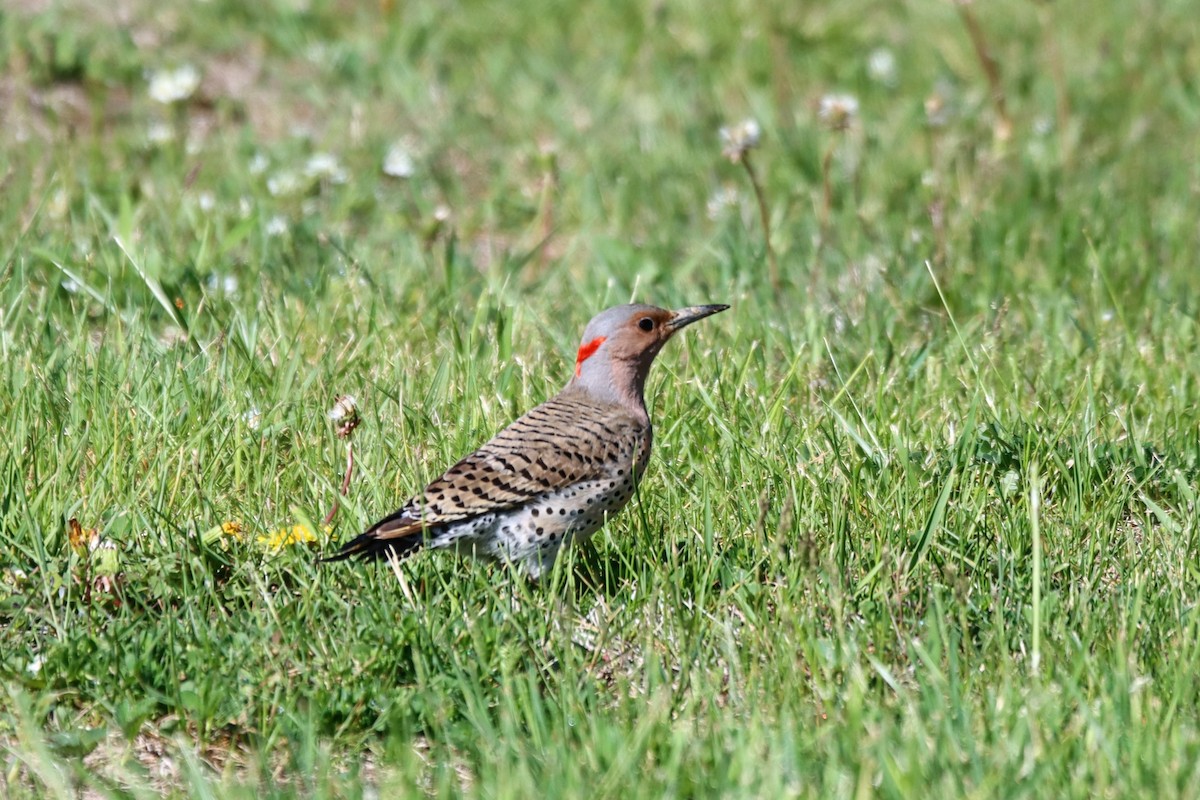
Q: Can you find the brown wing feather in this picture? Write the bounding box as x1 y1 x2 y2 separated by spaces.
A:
325 391 647 561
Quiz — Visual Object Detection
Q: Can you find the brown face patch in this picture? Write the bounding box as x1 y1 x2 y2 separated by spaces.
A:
629 309 676 340
600 308 677 362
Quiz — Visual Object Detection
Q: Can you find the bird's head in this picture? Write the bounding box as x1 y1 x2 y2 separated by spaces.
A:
569 303 729 409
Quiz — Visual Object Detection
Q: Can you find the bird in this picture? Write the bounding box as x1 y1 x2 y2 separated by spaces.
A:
325 302 729 579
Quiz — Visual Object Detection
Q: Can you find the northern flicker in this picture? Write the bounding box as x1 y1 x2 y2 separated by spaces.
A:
326 303 728 579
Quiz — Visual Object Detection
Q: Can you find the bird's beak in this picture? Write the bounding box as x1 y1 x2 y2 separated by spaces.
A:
666 304 730 332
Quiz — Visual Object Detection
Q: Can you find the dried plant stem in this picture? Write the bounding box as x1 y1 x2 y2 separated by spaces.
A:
956 1 1012 141
926 126 948 268
322 441 355 527
820 141 835 237
537 165 557 269
740 153 779 288
1039 5 1072 162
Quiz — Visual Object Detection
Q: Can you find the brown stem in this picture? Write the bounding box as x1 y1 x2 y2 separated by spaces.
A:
1039 4 1071 163
740 153 779 288
956 1 1012 141
322 441 354 527
537 167 556 269
820 141 835 237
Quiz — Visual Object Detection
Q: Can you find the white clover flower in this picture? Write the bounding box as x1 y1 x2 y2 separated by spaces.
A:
27 655 44 675
267 171 302 197
383 142 415 178
207 273 238 295
818 94 859 131
719 119 762 163
48 188 69 220
248 153 269 176
706 185 740 221
146 121 175 146
265 215 289 237
148 65 201 104
867 48 898 86
185 132 204 156
433 204 451 223
243 406 262 430
304 152 348 184
197 191 215 213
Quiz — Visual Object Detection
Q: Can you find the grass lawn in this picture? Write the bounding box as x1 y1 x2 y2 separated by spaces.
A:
3 0 1200 796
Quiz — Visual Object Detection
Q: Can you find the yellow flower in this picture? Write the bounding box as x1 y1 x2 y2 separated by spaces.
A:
258 523 319 551
201 520 245 546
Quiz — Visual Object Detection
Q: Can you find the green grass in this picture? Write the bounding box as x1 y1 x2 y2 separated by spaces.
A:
3 0 1200 796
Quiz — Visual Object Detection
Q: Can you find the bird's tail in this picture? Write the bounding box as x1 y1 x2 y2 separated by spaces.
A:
321 509 427 563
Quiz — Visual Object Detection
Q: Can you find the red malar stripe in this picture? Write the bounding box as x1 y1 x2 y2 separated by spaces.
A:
575 336 607 376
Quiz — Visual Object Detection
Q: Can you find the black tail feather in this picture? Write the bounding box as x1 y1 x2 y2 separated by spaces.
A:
321 509 426 563
320 531 424 563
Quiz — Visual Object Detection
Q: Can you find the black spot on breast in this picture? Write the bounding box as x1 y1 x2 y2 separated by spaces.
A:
531 508 540 517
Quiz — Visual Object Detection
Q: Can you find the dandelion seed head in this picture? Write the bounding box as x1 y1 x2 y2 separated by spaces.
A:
329 394 361 438
719 119 762 163
818 94 859 131
328 394 359 422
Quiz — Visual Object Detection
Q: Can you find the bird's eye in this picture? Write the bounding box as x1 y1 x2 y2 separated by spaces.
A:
638 317 655 332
